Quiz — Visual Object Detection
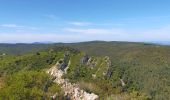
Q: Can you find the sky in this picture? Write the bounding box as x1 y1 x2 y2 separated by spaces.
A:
0 0 170 43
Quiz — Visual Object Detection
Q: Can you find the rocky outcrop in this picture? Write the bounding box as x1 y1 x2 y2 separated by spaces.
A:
59 52 70 71
87 58 97 69
120 79 126 87
105 56 113 78
81 55 89 64
47 61 98 100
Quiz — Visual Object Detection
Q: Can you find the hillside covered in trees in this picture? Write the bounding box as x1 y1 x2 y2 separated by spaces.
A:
0 41 170 100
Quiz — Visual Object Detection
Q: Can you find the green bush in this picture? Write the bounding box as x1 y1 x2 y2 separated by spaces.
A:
0 71 64 100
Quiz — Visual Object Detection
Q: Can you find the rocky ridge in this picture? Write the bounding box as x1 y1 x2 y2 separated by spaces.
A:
47 60 99 100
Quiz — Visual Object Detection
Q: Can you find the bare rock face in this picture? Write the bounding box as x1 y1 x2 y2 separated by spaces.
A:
87 58 97 69
81 55 89 64
105 56 113 78
120 79 126 87
47 61 99 100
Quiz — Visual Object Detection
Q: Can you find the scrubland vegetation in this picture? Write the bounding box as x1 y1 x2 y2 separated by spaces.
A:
0 41 170 99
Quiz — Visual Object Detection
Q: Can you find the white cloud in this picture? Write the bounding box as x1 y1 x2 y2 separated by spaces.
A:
63 28 125 35
1 25 170 43
0 24 24 28
63 26 170 42
0 24 38 31
68 22 125 26
69 22 92 26
0 33 87 43
134 26 170 41
64 28 108 34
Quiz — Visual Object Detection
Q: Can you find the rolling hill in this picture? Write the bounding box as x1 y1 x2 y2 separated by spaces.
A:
0 41 170 99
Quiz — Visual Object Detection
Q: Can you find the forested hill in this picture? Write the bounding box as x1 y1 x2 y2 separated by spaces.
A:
0 41 155 55
0 41 170 99
0 43 53 55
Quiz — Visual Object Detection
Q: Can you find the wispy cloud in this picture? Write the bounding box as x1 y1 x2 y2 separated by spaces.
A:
135 25 170 41
0 24 24 28
0 24 38 30
1 25 170 43
63 28 125 35
0 33 85 43
69 22 92 26
63 26 170 42
68 21 125 27
119 15 170 25
45 14 59 20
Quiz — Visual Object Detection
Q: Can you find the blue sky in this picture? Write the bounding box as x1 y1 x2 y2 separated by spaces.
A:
0 0 170 43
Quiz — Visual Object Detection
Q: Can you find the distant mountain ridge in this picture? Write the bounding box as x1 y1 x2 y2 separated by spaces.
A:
0 41 169 55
